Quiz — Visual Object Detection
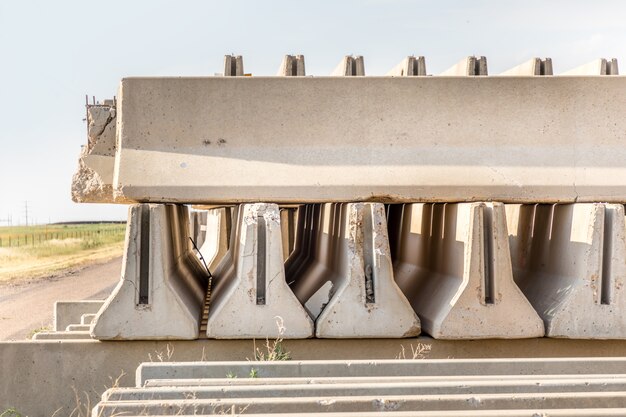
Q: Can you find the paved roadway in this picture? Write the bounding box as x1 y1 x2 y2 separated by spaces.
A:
0 257 121 340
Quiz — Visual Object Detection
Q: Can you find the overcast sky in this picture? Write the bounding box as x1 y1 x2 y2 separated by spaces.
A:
1 0 625 224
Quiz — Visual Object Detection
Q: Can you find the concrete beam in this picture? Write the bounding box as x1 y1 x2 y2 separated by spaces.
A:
223 54 244 76
54 300 104 331
331 55 365 76
507 203 626 338
389 203 544 339
206 203 314 339
387 56 427 76
500 58 552 76
278 55 306 76
561 58 619 75
289 203 420 338
440 56 487 75
103 377 626 401
92 392 626 415
91 204 207 340
112 76 626 204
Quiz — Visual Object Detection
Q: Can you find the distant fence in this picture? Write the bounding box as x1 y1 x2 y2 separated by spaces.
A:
0 226 126 248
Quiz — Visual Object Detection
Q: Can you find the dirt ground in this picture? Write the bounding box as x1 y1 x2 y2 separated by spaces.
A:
0 257 121 340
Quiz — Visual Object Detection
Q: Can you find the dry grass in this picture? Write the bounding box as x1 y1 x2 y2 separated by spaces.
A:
0 224 125 282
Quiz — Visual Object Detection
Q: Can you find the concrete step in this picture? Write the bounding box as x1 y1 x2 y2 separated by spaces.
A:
53 300 104 331
97 411 626 417
31 331 92 340
143 373 626 387
65 324 90 332
136 358 626 386
92 391 626 416
80 313 97 325
103 377 626 401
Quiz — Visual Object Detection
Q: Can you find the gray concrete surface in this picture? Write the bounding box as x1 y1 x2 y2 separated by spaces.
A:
112 76 626 204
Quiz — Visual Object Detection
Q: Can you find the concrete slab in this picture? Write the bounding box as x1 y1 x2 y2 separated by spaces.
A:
103 377 626 401
440 56 487 75
54 300 104 331
206 203 314 339
387 56 427 76
331 55 364 76
292 203 420 338
66 324 90 332
91 391 626 415
112 76 626 204
561 58 619 75
91 204 207 340
500 58 552 75
506 203 626 338
136 357 626 385
278 54 305 76
31 330 92 340
389 203 544 339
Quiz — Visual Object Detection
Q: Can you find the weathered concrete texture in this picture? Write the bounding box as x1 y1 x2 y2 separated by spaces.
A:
289 203 420 338
89 393 626 415
198 207 231 271
561 58 619 75
54 300 104 331
331 55 365 75
500 57 552 75
387 56 427 76
8 339 626 416
112 76 626 204
440 56 487 75
507 203 626 338
71 104 120 203
91 204 207 340
81 313 97 325
206 203 314 339
389 203 544 339
223 54 244 76
278 54 305 76
32 330 92 340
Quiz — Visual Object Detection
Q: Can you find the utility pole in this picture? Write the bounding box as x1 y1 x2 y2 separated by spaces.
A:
24 201 29 227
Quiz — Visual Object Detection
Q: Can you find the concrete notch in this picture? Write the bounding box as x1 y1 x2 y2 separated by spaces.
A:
91 204 208 340
198 207 231 271
507 203 626 338
290 203 420 338
561 58 619 75
223 54 244 76
500 58 553 76
278 55 306 76
331 55 365 76
389 202 544 339
387 56 427 76
206 203 314 339
440 56 488 76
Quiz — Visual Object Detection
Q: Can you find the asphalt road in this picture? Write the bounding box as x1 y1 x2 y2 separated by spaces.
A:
0 257 121 340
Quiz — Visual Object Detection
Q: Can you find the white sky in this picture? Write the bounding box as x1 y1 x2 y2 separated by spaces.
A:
1 0 625 224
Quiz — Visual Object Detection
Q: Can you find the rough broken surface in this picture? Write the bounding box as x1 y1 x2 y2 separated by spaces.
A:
71 104 121 203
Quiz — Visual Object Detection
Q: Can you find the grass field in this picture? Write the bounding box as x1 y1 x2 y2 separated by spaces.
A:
0 223 126 282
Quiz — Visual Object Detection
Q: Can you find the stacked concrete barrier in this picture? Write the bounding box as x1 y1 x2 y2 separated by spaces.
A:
388 203 544 339
66 54 626 342
90 358 626 416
